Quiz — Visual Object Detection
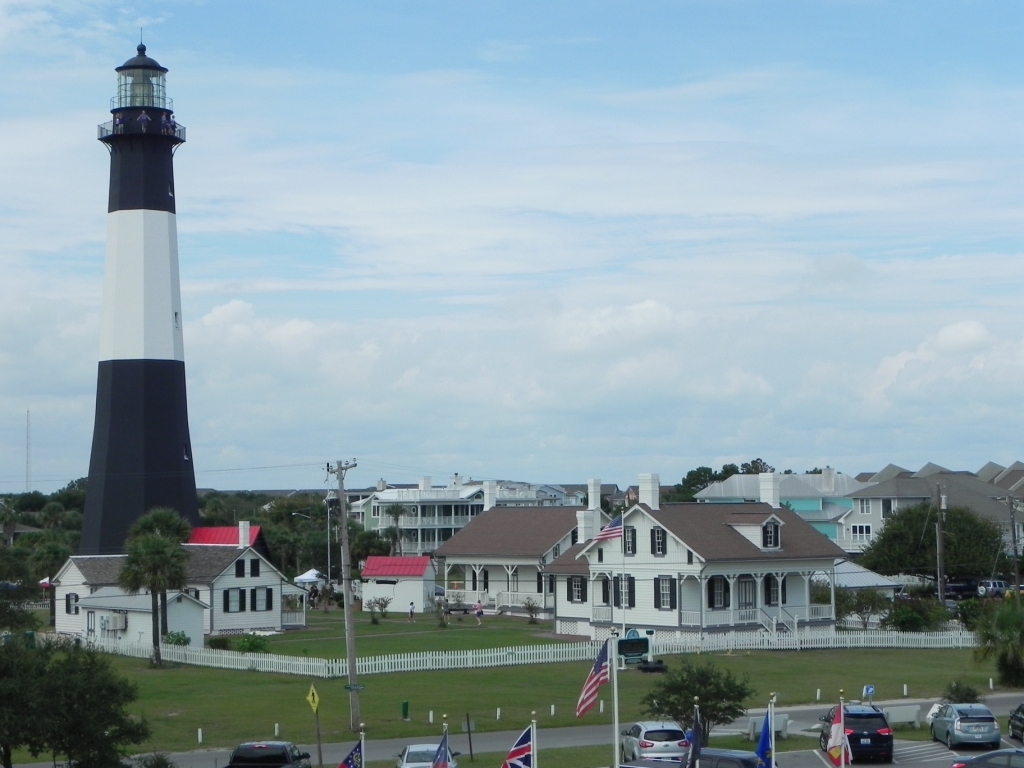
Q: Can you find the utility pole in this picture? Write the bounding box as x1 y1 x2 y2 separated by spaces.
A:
936 487 947 603
1010 495 1021 607
327 459 360 731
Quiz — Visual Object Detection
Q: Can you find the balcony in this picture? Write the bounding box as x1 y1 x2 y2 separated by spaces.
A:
98 118 185 142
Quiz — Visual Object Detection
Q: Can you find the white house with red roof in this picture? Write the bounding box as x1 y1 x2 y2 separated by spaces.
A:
360 556 436 614
189 523 271 560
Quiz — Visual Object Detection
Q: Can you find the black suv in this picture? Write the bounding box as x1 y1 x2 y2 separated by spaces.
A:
819 704 893 763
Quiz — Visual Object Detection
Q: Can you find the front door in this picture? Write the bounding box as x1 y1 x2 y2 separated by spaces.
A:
738 579 756 609
86 610 95 635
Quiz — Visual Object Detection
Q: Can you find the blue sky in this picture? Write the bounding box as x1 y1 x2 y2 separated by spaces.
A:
2 1 1024 493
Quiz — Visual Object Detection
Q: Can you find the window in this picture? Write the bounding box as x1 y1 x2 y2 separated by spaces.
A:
571 528 578 545
235 560 245 578
762 522 780 549
708 576 730 609
601 577 610 605
250 559 260 577
851 524 872 542
567 576 588 603
651 527 667 555
223 588 247 613
882 499 896 519
552 544 560 559
764 575 780 606
687 549 694 565
858 499 871 515
548 574 555 594
624 527 637 555
654 576 676 610
65 592 80 615
612 576 636 608
371 506 380 518
537 572 543 593
597 548 603 563
252 587 273 611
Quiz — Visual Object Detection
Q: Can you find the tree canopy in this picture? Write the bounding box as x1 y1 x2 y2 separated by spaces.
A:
640 659 754 739
664 459 776 502
859 502 1006 581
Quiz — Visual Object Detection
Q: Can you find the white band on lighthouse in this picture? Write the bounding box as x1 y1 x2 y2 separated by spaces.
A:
99 209 184 362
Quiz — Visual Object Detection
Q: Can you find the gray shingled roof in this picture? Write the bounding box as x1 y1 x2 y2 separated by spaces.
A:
543 543 589 574
64 545 248 586
847 472 1013 523
434 506 582 558
78 587 208 611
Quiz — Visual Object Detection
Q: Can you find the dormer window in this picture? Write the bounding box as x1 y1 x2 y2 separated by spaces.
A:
762 522 780 549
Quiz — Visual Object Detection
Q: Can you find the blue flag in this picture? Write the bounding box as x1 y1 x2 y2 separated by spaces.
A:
756 708 772 767
686 708 703 768
339 741 362 768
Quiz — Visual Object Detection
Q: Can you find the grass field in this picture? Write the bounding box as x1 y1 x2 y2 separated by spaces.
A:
15 647 997 756
264 612 559 657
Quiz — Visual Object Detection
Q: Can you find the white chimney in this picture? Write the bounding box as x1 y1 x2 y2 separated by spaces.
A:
483 480 498 510
587 478 602 511
821 467 836 493
376 478 387 492
238 520 250 549
759 473 780 508
449 474 462 489
419 476 431 491
638 473 660 510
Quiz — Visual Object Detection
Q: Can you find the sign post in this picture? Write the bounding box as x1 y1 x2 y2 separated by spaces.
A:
307 684 323 768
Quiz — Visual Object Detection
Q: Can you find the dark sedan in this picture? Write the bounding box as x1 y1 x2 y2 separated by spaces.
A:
951 748 1024 768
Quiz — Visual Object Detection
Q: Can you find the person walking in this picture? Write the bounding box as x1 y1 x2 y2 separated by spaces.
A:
408 601 416 622
474 601 483 626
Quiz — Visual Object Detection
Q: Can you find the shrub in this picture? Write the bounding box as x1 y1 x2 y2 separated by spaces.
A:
236 634 271 654
135 754 179 768
206 637 232 651
943 680 981 703
522 597 541 624
881 597 947 631
956 599 992 631
164 631 191 646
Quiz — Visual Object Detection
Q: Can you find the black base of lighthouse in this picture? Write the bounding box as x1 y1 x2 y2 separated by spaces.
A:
80 359 199 554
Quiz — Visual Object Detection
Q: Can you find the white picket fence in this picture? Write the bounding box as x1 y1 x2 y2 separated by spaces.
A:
81 627 978 679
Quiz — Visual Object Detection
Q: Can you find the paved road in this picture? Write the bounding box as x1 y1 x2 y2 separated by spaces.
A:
15 692 1024 768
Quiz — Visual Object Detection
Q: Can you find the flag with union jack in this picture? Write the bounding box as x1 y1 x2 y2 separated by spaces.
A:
593 515 623 542
500 724 534 768
575 639 610 717
430 732 449 768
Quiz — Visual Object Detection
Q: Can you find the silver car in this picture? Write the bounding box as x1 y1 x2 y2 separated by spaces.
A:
621 720 690 762
930 703 1001 749
395 743 460 768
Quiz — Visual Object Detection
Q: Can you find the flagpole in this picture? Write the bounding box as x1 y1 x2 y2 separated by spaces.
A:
359 723 365 767
769 695 775 768
620 518 626 642
611 635 620 768
532 711 538 768
694 698 701 768
839 691 845 768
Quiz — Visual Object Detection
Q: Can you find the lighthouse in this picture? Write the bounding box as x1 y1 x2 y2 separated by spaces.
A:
80 45 200 555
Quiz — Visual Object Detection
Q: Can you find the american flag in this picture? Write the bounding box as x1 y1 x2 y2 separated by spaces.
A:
430 732 449 768
575 639 610 717
593 515 623 542
501 724 534 768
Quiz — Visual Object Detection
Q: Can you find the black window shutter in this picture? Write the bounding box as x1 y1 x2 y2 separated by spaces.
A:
580 578 588 603
250 588 257 612
707 580 714 609
471 571 477 590
670 578 678 609
613 576 621 608
223 590 230 613
566 577 573 602
266 587 273 611
629 528 637 554
602 578 609 604
764 576 772 605
483 570 489 590
548 575 554 593
653 577 662 609
650 528 657 554
250 559 260 577
628 577 636 608
723 578 731 608
239 588 246 612
537 572 543 593
65 593 72 614
235 560 245 578
781 576 787 605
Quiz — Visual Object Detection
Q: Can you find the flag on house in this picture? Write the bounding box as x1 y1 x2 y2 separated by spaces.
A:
501 724 534 768
593 515 623 541
431 732 449 768
575 639 610 717
826 702 852 767
338 741 362 768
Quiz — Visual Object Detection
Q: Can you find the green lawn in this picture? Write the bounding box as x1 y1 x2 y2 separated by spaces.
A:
265 612 559 657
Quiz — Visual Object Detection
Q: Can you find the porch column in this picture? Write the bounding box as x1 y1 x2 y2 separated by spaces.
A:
698 573 705 631
726 574 738 625
829 566 836 619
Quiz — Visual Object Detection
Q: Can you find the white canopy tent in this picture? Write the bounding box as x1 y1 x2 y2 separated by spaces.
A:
294 569 324 584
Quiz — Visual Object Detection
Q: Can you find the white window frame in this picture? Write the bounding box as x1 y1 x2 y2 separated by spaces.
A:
624 526 636 555
763 522 780 549
851 524 872 542
858 499 871 514
228 589 241 612
653 527 666 555
659 578 672 609
571 577 583 603
712 576 726 608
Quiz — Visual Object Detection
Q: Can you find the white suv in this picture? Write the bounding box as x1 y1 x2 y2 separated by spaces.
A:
977 580 1009 597
621 721 690 762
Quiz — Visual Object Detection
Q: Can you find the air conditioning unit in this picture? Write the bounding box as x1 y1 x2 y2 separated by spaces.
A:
99 615 110 630
110 613 128 631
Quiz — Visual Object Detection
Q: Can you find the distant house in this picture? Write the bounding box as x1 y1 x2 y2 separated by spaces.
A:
53 522 306 638
74 587 207 646
545 474 845 639
360 556 436 614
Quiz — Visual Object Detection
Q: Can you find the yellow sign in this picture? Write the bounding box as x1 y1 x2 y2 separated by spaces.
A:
306 684 320 713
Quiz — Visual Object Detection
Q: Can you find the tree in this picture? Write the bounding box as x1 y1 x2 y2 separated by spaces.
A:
976 599 1024 685
0 502 15 548
381 526 403 557
0 640 51 768
383 504 405 555
31 538 71 628
665 463 745 502
851 589 889 629
640 659 753 740
351 529 390 562
740 458 775 475
127 508 191 638
39 501 66 530
859 503 1005 581
0 547 40 633
118 534 187 665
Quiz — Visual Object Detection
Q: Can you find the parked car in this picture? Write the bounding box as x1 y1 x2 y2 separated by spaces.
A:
819 703 894 762
395 743 460 768
623 747 761 768
1009 704 1024 740
621 720 690 762
978 581 1010 598
950 748 1024 768
227 742 311 768
946 580 981 600
930 703 1000 749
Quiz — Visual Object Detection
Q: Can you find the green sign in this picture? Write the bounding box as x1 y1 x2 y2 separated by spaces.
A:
617 638 649 656
344 684 366 691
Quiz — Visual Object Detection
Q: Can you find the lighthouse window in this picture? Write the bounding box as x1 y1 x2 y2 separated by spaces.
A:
174 312 180 329
168 182 174 197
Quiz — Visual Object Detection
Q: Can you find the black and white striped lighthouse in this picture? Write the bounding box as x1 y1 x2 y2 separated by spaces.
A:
80 46 200 555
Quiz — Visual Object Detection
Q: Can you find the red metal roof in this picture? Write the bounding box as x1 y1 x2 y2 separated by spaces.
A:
189 526 261 546
361 556 431 578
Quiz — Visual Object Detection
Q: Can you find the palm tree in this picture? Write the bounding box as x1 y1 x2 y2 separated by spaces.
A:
118 534 187 665
383 504 406 555
975 599 1024 685
127 507 192 637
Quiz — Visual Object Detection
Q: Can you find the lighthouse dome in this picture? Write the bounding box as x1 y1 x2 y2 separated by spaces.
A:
116 44 168 73
113 44 171 110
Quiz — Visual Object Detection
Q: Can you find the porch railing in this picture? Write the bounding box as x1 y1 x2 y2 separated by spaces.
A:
679 610 701 626
809 604 833 620
495 591 553 611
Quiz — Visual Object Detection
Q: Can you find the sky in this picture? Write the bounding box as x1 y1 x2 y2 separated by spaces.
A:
2 1 1024 495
